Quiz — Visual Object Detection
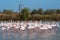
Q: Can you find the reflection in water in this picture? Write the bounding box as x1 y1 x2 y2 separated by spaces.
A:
0 29 60 40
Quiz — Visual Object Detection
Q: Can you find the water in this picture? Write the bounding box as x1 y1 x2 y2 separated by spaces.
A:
0 22 60 40
0 29 60 40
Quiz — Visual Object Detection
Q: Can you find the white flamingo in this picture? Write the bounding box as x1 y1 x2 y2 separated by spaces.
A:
2 27 6 30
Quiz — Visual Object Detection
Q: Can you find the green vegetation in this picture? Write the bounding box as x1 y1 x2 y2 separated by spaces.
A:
0 8 60 21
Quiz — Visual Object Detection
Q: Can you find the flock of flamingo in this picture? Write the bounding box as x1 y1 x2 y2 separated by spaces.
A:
0 21 59 31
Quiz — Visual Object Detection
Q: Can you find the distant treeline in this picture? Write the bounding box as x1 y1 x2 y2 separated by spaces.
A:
0 8 60 21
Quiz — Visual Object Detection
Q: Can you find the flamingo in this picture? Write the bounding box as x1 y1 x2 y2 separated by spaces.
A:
2 27 6 30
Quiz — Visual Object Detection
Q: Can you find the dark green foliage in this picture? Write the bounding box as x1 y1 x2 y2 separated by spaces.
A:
21 8 31 21
31 9 38 14
0 8 60 21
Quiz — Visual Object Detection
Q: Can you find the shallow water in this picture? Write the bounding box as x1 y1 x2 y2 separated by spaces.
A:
0 28 60 40
0 22 60 40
